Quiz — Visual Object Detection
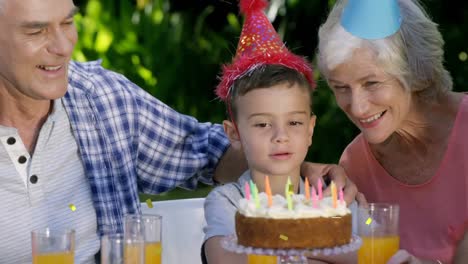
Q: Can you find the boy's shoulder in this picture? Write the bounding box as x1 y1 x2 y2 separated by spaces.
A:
206 182 243 204
205 170 252 206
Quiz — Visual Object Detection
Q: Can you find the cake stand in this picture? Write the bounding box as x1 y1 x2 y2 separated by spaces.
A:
221 234 362 264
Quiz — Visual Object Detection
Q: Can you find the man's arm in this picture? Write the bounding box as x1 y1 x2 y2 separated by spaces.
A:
213 146 248 184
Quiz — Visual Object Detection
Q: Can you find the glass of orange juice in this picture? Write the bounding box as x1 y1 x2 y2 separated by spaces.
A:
141 214 162 264
357 203 400 263
101 233 144 264
248 254 278 264
31 228 75 264
125 214 163 264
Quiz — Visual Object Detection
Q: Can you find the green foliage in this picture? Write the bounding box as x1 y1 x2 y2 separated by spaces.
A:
73 0 240 123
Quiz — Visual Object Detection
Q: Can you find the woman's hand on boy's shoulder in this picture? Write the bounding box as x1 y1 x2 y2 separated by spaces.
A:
300 162 360 205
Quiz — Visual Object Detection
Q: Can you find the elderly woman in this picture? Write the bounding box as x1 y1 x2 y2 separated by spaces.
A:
317 0 467 263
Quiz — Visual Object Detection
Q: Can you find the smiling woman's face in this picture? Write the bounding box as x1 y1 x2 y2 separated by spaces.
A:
327 48 413 144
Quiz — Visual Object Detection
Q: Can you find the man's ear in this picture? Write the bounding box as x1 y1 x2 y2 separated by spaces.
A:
307 114 316 146
223 120 242 150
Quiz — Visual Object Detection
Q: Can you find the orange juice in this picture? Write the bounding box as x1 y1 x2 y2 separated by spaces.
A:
248 254 277 264
125 244 143 264
145 242 162 264
358 235 400 263
33 251 74 264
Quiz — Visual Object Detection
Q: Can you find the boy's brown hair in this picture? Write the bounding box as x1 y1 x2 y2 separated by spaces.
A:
227 64 313 121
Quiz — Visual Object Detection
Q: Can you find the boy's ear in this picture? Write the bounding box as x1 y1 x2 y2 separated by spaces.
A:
223 120 242 150
307 114 317 146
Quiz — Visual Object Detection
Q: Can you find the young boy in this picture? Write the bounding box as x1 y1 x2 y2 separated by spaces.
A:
203 64 316 263
202 0 357 263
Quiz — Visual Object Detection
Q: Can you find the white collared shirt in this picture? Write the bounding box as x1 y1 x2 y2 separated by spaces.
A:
0 99 99 263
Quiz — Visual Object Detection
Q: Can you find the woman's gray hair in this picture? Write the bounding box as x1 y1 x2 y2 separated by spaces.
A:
317 0 452 99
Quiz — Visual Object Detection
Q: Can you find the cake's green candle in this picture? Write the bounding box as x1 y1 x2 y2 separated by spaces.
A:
285 176 293 210
252 182 260 208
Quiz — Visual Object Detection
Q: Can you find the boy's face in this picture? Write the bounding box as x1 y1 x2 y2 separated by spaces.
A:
224 83 315 178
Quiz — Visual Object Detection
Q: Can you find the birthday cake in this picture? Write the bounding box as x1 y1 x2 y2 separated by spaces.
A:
235 190 352 249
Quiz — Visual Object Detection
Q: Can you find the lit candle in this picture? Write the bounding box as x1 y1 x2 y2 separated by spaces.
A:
305 177 310 200
249 180 255 199
311 186 318 208
331 181 337 208
244 182 251 200
285 177 293 211
339 187 344 204
317 178 323 200
265 175 272 207
252 183 260 208
286 191 293 211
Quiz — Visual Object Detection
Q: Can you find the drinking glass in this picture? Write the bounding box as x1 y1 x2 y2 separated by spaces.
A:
101 233 144 264
247 254 307 264
140 214 162 264
101 233 125 264
31 228 75 264
125 214 162 264
357 203 400 263
248 254 278 264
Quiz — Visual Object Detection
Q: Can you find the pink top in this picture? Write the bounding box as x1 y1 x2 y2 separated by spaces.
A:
340 95 468 262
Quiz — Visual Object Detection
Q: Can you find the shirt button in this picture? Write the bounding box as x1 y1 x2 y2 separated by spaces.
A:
18 156 27 164
30 175 38 184
7 137 16 145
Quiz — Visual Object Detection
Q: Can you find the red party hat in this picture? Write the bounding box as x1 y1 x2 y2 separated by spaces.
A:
216 0 315 101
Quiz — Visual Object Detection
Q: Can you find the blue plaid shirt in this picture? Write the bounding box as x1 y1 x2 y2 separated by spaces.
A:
62 60 229 235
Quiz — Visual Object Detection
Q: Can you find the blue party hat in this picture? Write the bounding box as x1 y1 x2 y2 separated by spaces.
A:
341 0 401 40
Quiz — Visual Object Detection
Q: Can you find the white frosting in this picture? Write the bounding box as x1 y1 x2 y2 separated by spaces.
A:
238 192 350 219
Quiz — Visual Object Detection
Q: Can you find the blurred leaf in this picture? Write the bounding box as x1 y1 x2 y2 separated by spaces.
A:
94 28 114 53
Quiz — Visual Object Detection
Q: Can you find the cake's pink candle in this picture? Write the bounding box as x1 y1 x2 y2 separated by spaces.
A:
317 178 323 200
339 187 344 204
305 177 310 200
244 182 251 200
311 186 318 208
265 175 272 207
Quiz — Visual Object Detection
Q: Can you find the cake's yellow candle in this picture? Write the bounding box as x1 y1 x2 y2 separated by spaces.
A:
284 178 289 197
285 176 293 210
305 177 310 200
265 175 273 207
331 181 337 208
286 194 293 211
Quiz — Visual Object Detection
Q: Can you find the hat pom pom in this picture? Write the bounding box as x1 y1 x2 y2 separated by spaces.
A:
240 0 268 14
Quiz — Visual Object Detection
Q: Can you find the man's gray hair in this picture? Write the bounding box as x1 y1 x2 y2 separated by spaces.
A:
317 0 452 99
